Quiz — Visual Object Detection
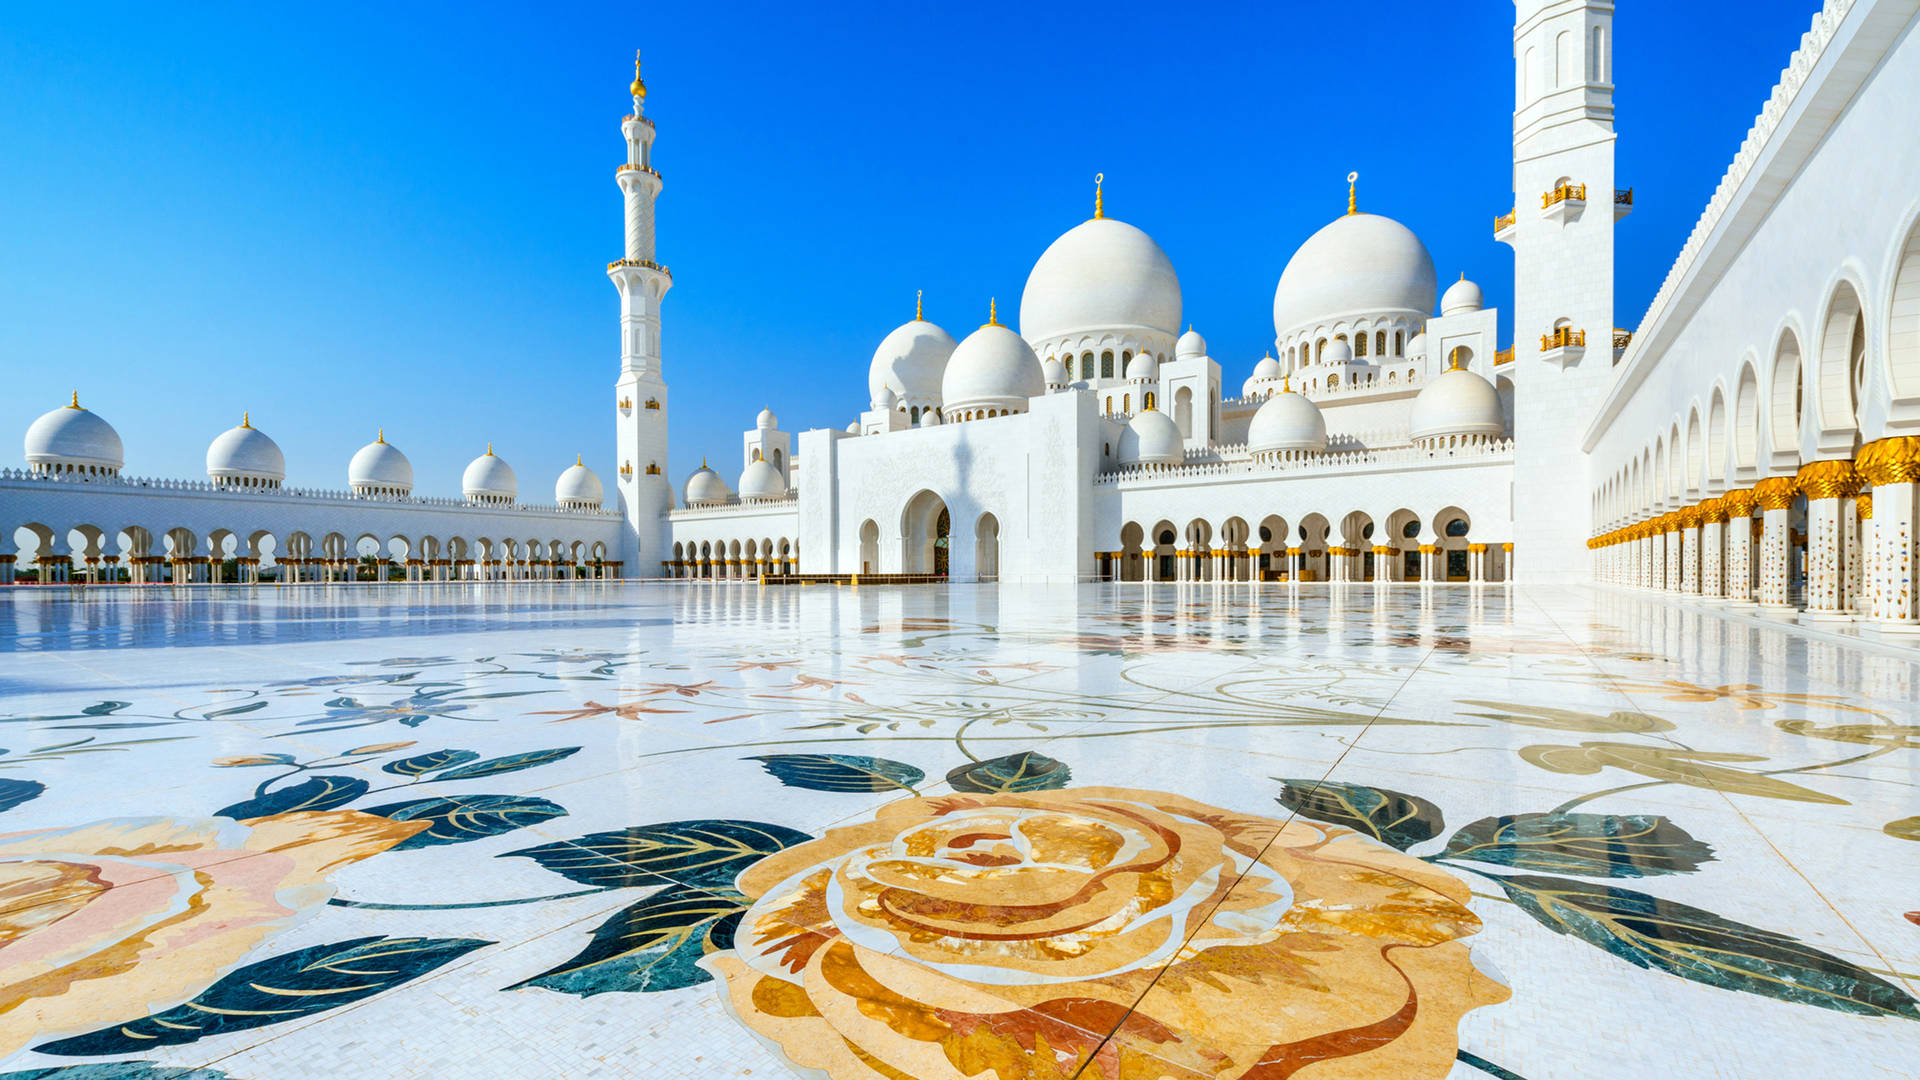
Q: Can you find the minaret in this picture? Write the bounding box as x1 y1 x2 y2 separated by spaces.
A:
611 51 673 577
1505 1 1620 582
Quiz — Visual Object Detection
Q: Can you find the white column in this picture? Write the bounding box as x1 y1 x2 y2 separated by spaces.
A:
1680 518 1700 596
1754 477 1798 614
1701 515 1724 601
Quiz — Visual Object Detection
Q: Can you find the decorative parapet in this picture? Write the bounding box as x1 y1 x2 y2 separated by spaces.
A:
1493 208 1517 234
607 257 671 276
1540 328 1586 351
0 468 620 517
1494 347 1515 366
1624 0 1857 357
1094 440 1513 487
1542 182 1586 208
667 493 801 521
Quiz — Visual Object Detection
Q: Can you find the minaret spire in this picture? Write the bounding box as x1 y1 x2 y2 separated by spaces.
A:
612 49 673 578
916 289 923 321
1346 171 1358 215
1093 173 1104 220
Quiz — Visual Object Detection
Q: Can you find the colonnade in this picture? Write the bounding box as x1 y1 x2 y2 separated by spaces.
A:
1095 541 1511 583
1590 436 1918 631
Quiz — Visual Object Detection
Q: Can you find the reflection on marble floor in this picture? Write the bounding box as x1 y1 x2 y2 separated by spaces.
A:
0 582 1916 1079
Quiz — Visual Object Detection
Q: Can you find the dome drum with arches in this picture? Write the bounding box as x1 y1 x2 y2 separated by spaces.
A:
1021 177 1182 366
25 393 124 477
1272 178 1438 349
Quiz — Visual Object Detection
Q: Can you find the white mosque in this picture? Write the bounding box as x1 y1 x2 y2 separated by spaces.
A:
7 0 1920 633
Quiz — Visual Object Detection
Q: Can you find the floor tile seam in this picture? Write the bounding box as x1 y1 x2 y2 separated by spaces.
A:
1063 642 1442 1080
1528 590 1913 987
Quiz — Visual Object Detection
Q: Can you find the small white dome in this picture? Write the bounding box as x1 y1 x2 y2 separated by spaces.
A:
845 422 860 434
942 319 1045 415
1042 356 1068 387
24 394 124 474
1321 338 1354 367
206 415 285 486
1175 327 1207 359
1253 355 1282 382
868 318 957 407
877 385 898 409
1021 217 1182 344
1116 408 1183 467
684 463 734 506
462 446 517 503
555 458 603 508
1248 388 1328 454
349 433 413 495
1406 331 1429 360
1273 212 1438 338
1440 276 1484 316
1410 367 1505 442
920 409 943 427
1125 352 1159 381
756 407 777 430
738 458 788 501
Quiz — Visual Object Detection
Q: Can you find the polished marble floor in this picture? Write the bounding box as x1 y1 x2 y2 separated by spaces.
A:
0 582 1916 1080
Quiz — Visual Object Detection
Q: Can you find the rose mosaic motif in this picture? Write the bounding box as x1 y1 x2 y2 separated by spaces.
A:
705 786 1507 1079
0 811 427 1055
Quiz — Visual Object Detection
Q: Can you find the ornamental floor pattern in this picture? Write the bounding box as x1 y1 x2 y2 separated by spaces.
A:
0 582 1916 1080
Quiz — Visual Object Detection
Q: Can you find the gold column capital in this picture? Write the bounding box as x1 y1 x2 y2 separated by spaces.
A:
1752 475 1799 511
1858 436 1920 485
1720 487 1757 517
1795 458 1862 500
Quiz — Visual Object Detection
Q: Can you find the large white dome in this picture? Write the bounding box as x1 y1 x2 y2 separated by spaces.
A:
942 320 1045 416
349 432 413 495
206 416 285 486
1248 389 1328 455
684 463 733 506
1410 368 1505 442
555 457 603 508
868 319 957 407
738 458 788 502
1272 213 1437 337
1020 217 1181 344
1116 408 1183 467
462 446 517 504
25 395 123 474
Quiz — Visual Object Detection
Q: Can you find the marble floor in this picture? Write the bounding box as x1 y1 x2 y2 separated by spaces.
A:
0 582 1916 1080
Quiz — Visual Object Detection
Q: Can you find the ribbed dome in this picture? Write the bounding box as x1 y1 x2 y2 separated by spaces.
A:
1273 213 1437 338
1248 389 1328 454
206 416 285 486
555 458 603 508
462 447 517 504
1410 368 1504 442
756 407 777 430
1440 276 1484 315
1175 327 1207 359
868 319 957 407
738 458 788 501
25 395 124 474
1125 352 1160 381
349 433 413 495
684 463 733 506
942 322 1045 416
1020 217 1182 344
1117 408 1183 467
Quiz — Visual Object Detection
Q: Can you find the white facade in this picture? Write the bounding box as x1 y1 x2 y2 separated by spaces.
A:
11 3 1917 604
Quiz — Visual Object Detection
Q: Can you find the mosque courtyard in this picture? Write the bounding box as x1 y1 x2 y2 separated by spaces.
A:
0 581 1915 1079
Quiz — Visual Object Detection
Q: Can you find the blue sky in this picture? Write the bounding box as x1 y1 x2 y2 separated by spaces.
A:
1 1 1825 497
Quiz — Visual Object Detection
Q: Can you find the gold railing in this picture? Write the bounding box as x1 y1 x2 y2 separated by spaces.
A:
1494 347 1515 366
1542 182 1587 208
1540 327 1586 351
1493 209 1516 233
1613 329 1632 350
607 257 671 275
1615 188 1634 206
616 164 662 178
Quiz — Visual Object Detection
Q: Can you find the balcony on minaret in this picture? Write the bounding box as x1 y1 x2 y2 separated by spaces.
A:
1539 325 1587 367
1493 208 1517 245
1540 182 1586 225
1613 187 1634 221
1612 328 1633 362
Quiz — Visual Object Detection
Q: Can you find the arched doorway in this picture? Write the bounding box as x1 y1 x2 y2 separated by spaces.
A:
900 491 950 577
859 520 879 575
975 513 999 581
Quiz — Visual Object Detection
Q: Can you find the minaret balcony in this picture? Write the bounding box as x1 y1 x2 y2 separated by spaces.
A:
1539 327 1587 367
1540 182 1586 225
1493 209 1517 245
1613 329 1633 362
607 257 671 277
1614 187 1634 221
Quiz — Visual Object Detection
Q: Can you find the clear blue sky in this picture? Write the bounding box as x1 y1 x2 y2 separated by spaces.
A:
0 1 1824 497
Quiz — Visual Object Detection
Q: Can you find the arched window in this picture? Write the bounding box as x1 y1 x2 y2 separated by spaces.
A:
752 448 762 462
1123 393 1131 412
1105 396 1113 414
1394 330 1404 355
1144 391 1155 410
1445 518 1469 537
1121 350 1132 372
1328 372 1341 388
1081 352 1094 380
909 406 919 423
1316 338 1327 362
1376 331 1387 355
1355 333 1368 358
1101 351 1115 378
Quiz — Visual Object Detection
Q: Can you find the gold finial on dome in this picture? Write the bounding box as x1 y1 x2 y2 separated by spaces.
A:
986 297 1000 327
576 453 583 466
241 412 251 428
1347 171 1359 216
630 50 646 100
377 428 385 443
1093 173 1104 220
486 442 494 456
68 391 81 409
916 289 923 322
